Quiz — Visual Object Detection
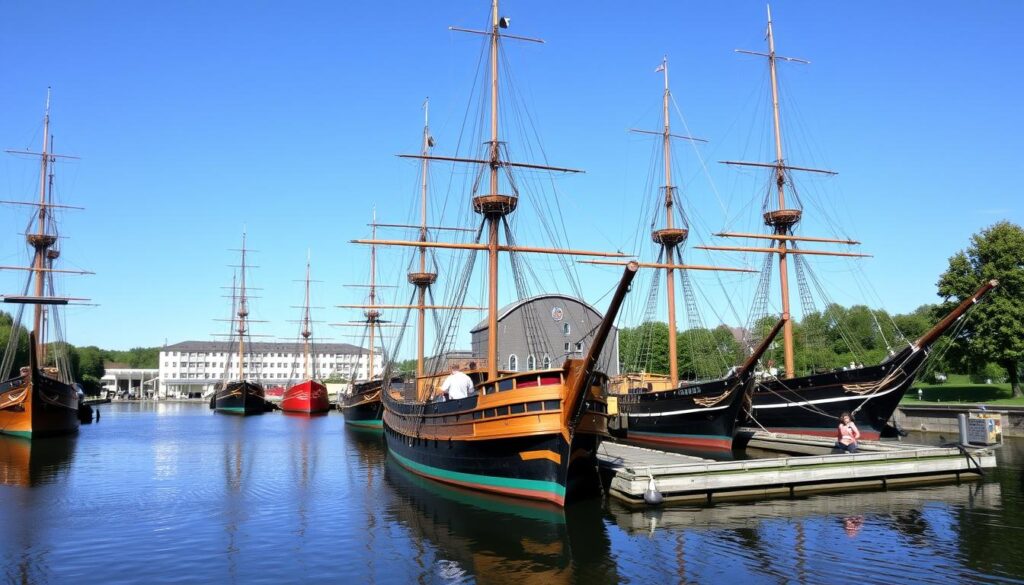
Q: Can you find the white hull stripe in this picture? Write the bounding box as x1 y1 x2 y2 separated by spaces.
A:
752 384 902 410
626 403 732 418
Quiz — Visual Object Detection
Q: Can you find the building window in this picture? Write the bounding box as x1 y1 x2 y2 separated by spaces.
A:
508 354 518 371
563 323 571 336
527 355 536 370
563 343 570 353
574 342 583 354
543 355 551 368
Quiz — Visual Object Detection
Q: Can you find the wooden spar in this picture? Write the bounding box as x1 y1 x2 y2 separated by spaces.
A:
32 90 51 355
914 279 998 349
719 160 835 175
578 259 756 273
726 6 817 379
368 210 378 382
660 57 680 386
237 233 248 381
738 315 787 374
302 254 312 379
416 99 433 378
695 244 871 258
397 153 582 174
716 232 860 245
339 304 483 310
0 266 94 274
350 238 630 258
565 261 639 430
0 200 84 210
628 128 706 142
484 0 502 381
371 222 475 233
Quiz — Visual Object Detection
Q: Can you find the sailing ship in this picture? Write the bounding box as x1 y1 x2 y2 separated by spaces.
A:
212 234 270 415
280 257 330 414
336 215 389 428
698 7 998 439
588 58 785 450
357 0 638 507
0 91 87 439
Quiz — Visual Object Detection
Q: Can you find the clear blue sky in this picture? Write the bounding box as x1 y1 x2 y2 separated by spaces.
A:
0 1 1020 352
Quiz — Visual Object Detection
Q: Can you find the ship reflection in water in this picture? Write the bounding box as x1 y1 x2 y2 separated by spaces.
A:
0 404 1022 583
0 434 77 487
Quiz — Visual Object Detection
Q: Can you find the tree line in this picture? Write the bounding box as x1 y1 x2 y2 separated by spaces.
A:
0 312 158 394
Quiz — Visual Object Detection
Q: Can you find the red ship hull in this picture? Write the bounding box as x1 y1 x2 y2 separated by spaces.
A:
280 380 330 414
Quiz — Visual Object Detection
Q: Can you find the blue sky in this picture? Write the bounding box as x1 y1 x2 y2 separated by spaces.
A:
0 1 1020 352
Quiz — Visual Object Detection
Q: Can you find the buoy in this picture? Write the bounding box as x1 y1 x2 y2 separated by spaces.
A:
643 476 663 506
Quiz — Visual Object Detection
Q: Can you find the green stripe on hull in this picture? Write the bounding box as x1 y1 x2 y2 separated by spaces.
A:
216 407 248 414
390 449 565 500
345 419 383 429
0 430 33 439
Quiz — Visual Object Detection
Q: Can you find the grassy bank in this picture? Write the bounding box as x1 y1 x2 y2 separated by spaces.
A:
902 374 1024 406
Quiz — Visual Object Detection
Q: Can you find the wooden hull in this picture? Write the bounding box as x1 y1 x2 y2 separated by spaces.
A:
214 381 268 416
611 372 753 451
383 367 609 507
0 371 80 439
280 379 330 414
339 379 384 429
748 346 926 439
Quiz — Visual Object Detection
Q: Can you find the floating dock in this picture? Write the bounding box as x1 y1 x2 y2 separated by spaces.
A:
598 433 996 507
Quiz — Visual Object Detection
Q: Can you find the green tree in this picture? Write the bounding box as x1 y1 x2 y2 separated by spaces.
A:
618 321 670 375
937 221 1024 397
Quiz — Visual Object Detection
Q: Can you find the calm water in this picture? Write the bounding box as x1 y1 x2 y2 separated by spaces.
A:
1 402 1022 584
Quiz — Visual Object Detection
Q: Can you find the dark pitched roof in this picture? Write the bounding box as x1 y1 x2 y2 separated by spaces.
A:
470 293 604 333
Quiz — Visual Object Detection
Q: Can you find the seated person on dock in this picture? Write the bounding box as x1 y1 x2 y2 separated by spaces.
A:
834 412 861 453
440 364 475 401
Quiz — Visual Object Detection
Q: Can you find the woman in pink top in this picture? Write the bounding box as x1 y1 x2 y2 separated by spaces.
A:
835 412 861 453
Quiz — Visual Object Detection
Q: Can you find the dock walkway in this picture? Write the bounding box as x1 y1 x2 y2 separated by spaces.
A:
598 434 996 507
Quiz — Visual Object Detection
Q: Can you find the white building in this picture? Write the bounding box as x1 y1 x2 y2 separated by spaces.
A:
101 363 160 399
158 340 383 398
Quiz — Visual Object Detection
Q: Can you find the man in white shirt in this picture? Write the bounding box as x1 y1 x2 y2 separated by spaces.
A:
440 364 474 400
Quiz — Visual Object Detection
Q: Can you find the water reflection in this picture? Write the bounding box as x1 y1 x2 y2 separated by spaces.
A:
383 453 618 585
0 434 77 487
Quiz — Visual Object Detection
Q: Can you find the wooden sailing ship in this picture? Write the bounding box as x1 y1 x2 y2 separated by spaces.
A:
212 233 270 415
355 0 638 507
0 92 88 439
698 7 998 439
585 58 784 450
336 213 390 428
280 256 330 414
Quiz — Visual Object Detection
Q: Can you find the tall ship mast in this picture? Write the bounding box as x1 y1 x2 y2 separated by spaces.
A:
336 211 393 428
280 254 330 414
0 90 89 439
358 0 639 507
700 6 997 439
212 233 270 415
593 58 784 450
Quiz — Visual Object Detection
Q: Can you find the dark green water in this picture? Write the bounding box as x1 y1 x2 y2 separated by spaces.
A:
1 402 1021 584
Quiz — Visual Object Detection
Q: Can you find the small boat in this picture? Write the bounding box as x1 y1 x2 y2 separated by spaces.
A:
212 233 270 415
280 257 330 414
0 91 87 439
698 7 999 439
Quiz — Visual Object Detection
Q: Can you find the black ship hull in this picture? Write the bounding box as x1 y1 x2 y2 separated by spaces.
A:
613 374 752 450
748 346 925 439
214 381 268 416
339 379 384 429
